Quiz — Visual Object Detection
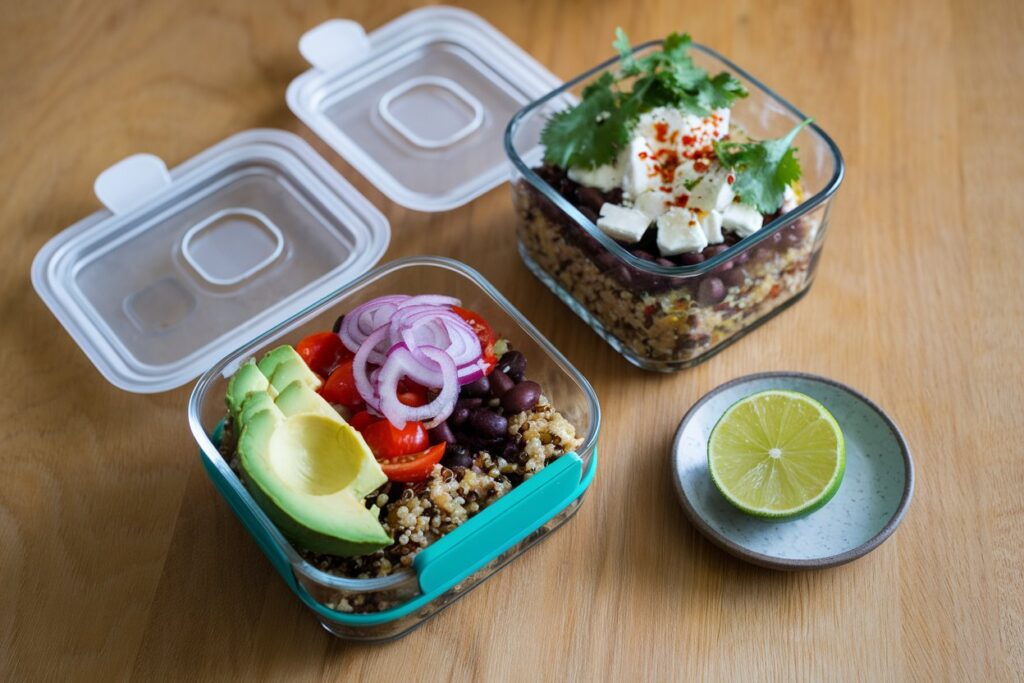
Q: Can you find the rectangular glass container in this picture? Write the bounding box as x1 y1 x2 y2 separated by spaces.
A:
505 42 844 371
188 257 600 642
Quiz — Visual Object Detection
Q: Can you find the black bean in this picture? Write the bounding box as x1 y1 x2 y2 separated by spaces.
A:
579 206 598 223
498 351 527 382
428 421 456 445
331 315 344 333
655 257 676 267
469 409 508 438
735 251 751 265
450 407 470 427
460 376 490 398
441 444 474 470
676 251 705 266
703 245 729 259
489 369 515 398
697 277 727 305
502 381 541 414
721 267 747 289
631 249 655 261
575 186 606 214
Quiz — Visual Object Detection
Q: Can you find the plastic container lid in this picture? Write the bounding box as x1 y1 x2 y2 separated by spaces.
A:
286 6 562 212
31 129 390 393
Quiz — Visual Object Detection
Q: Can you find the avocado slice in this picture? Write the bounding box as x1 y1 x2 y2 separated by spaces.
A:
274 380 339 421
226 360 274 421
258 346 322 393
237 391 278 428
237 408 390 557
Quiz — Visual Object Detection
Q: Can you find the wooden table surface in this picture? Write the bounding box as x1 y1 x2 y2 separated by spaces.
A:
3 0 1022 679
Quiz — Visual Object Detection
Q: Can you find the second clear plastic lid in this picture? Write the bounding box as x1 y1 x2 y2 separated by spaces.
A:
32 129 390 393
286 6 561 212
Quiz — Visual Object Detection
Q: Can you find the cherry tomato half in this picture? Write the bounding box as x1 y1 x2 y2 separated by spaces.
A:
348 410 377 432
397 379 428 407
296 332 351 377
360 419 428 460
380 443 446 483
452 305 497 373
320 359 363 410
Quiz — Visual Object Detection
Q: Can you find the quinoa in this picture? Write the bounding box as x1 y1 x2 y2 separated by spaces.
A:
220 395 584 585
511 172 823 369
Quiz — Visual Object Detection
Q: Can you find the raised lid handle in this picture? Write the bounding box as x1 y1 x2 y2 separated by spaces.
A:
413 453 583 595
94 153 171 215
298 19 370 72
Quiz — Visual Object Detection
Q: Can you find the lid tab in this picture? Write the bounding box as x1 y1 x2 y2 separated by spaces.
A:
298 19 371 72
94 154 171 215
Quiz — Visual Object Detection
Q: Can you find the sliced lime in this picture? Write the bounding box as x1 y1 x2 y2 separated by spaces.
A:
708 390 845 518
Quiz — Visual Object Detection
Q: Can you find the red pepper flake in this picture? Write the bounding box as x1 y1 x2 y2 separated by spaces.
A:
638 151 648 159
693 160 709 173
669 194 689 208
659 185 673 193
654 121 669 143
669 130 679 144
727 174 735 185
682 135 696 147
769 284 782 299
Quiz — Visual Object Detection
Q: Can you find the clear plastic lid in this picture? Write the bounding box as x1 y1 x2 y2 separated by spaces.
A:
31 129 390 393
286 6 561 212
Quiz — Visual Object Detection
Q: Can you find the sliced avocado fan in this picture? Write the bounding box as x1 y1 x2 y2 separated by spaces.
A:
226 345 391 556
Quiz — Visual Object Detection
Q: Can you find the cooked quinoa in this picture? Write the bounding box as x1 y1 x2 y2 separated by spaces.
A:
512 179 822 368
220 395 583 586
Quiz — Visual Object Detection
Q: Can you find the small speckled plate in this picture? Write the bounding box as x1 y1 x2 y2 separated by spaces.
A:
672 372 914 570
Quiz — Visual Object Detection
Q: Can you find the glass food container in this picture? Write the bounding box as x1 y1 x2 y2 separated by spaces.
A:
188 257 600 642
505 41 844 372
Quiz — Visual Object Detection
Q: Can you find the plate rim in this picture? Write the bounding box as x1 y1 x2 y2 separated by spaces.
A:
671 371 915 570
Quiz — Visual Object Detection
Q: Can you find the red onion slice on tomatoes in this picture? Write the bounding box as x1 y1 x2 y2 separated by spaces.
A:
378 346 458 429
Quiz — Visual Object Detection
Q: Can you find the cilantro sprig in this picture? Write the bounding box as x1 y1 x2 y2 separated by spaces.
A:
541 29 747 169
713 119 812 214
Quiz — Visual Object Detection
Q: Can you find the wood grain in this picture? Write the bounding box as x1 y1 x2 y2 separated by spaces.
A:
1 0 1021 679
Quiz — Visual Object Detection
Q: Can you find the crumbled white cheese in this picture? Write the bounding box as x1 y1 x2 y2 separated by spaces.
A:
700 209 725 244
596 203 651 243
567 163 622 192
632 190 672 222
656 208 708 255
687 163 736 213
621 136 658 199
782 184 799 212
722 202 764 237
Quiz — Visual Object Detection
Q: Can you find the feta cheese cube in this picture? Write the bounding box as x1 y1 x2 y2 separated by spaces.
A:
656 208 708 256
568 163 623 192
596 203 651 243
687 164 735 213
622 136 658 199
722 203 764 238
700 210 724 244
632 190 672 222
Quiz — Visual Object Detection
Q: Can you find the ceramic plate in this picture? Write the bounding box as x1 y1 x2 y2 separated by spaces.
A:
671 372 913 569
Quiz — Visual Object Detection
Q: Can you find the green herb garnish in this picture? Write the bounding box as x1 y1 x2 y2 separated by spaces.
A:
541 29 747 169
713 119 812 214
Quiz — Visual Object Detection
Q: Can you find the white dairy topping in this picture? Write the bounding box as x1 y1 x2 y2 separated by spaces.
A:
656 208 708 255
700 209 725 244
633 190 672 221
596 203 651 243
722 202 764 237
687 163 736 213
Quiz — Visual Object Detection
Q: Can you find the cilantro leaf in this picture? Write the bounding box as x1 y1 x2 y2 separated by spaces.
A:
539 28 751 169
542 72 635 168
714 119 812 213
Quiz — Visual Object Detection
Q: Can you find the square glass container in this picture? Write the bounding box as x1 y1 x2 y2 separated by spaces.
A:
505 42 844 371
188 257 600 642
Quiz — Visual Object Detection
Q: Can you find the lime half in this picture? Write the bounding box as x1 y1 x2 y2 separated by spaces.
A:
708 390 845 518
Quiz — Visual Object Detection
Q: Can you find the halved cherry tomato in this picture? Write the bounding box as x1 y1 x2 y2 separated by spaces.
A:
348 410 376 432
452 305 498 373
380 443 446 483
296 332 351 376
397 379 428 407
360 418 428 460
320 359 363 410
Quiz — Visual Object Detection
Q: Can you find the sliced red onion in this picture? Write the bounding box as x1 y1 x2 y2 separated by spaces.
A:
352 326 391 410
339 295 410 352
378 346 458 429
